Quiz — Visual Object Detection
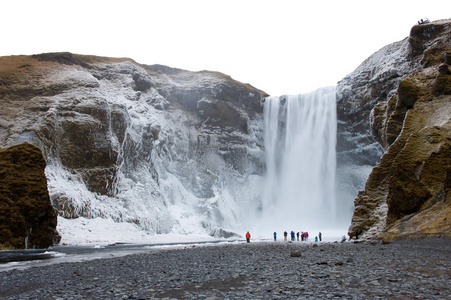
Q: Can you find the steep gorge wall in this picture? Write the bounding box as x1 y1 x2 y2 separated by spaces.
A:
335 27 419 221
344 19 451 239
0 53 267 237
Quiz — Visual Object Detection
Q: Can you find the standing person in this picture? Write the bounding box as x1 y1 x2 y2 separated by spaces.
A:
246 231 251 243
301 232 305 241
284 231 288 241
319 232 322 242
296 232 299 241
290 231 295 241
305 232 309 241
273 232 277 241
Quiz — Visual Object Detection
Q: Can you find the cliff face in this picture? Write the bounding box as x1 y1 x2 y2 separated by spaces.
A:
0 53 267 237
0 143 60 249
346 19 451 239
335 28 421 220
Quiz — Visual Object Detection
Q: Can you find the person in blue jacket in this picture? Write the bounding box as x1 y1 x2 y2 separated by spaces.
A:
290 231 295 241
273 232 277 241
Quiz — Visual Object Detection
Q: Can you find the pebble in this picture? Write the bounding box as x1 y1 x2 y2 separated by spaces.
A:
0 238 450 299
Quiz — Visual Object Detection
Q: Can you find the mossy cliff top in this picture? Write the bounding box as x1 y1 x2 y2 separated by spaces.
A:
0 143 60 249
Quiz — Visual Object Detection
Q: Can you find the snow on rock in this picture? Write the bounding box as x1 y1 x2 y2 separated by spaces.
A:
335 31 421 228
57 216 219 246
0 53 267 245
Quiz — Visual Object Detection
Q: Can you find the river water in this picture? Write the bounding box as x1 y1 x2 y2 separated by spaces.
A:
0 240 239 272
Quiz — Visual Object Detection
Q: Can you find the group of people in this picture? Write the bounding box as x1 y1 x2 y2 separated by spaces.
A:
245 231 323 243
275 231 322 242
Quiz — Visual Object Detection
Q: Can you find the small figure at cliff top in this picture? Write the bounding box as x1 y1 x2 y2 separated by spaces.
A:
418 18 430 25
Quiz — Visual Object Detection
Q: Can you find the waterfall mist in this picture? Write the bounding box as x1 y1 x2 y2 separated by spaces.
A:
258 86 339 234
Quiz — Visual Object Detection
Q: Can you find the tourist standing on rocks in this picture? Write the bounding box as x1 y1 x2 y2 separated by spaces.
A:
296 232 300 241
246 231 251 243
273 232 277 241
305 232 309 241
290 231 295 241
284 231 288 241
319 231 322 241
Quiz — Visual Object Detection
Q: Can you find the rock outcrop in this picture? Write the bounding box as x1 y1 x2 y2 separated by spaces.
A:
345 19 451 239
0 53 267 237
0 143 60 249
335 26 420 219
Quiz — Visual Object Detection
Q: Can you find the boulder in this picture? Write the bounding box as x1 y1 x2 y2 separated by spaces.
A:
210 228 241 239
290 250 302 257
0 143 60 249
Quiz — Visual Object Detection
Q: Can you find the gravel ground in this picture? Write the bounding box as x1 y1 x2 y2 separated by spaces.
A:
0 238 450 299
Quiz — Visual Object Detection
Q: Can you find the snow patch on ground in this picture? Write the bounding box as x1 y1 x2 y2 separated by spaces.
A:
57 216 219 246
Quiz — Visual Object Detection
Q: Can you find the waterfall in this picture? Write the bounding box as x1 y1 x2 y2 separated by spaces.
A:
260 86 338 233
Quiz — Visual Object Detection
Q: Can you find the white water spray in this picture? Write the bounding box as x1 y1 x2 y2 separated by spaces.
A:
259 86 337 233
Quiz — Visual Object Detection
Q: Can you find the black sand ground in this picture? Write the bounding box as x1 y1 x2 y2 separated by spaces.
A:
1 238 450 299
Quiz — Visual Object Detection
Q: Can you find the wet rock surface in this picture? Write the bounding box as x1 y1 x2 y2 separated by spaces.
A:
1 238 450 299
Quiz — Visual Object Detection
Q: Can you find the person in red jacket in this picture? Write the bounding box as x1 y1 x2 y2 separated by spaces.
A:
246 231 251 243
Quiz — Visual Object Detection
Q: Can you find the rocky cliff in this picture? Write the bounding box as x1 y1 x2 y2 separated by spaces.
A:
343 19 451 239
0 53 267 239
2 20 449 244
0 143 60 249
335 25 420 221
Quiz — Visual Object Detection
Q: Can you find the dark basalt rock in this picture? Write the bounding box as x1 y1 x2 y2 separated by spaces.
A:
0 143 60 249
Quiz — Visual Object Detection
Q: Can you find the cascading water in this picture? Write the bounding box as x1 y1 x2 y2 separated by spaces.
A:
259 86 338 234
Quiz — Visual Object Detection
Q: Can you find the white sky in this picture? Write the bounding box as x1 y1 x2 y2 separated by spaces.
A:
1 0 450 96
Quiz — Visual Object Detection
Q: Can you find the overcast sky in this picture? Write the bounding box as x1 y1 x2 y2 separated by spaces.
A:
2 1 450 96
